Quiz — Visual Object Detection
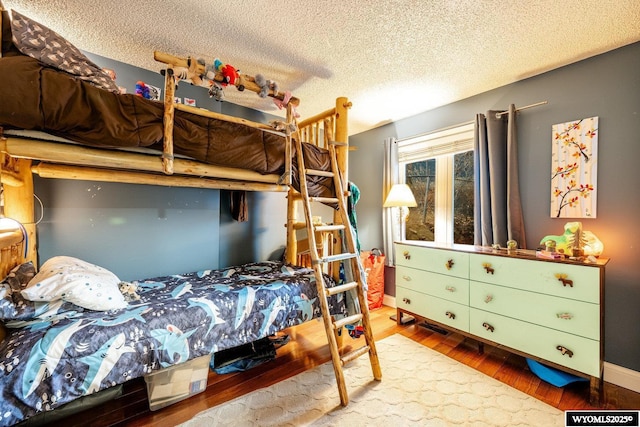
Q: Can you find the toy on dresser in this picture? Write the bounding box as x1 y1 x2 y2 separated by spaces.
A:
539 221 603 260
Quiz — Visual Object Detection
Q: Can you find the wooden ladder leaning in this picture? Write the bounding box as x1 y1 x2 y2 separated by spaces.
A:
292 134 382 406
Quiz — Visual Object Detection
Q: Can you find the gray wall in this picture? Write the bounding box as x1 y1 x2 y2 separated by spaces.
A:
349 41 640 372
218 191 288 267
35 178 221 281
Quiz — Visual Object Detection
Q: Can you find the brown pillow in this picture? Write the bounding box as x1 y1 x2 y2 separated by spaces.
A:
10 9 119 93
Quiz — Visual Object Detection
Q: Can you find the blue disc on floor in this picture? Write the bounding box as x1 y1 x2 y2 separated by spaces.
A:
526 358 589 387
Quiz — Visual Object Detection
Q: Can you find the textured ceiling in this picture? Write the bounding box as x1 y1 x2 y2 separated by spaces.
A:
3 1 640 135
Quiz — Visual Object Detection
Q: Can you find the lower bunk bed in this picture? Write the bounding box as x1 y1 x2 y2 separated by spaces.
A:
0 251 348 426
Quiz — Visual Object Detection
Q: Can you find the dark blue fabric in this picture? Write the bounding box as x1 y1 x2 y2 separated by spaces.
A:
0 261 346 426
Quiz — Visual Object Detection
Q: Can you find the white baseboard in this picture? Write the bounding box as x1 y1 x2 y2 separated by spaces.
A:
604 362 640 394
382 294 396 309
383 294 640 393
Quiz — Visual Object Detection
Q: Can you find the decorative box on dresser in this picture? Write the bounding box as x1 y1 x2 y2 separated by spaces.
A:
394 241 608 404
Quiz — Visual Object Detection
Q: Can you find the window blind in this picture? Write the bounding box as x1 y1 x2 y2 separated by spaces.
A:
398 122 474 163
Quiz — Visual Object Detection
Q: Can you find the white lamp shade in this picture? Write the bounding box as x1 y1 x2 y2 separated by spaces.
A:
383 184 417 208
0 217 23 232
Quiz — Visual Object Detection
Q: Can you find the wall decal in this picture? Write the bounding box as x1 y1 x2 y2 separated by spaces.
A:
550 117 598 218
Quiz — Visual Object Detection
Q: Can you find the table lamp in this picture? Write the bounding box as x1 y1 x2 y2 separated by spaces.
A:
383 183 417 223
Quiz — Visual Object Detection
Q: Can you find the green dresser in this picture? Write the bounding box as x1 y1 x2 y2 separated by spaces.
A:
395 241 607 404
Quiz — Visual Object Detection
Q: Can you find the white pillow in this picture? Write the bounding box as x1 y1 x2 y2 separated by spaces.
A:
22 256 127 311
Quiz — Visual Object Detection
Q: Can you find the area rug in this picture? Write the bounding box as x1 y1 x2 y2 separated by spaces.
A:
179 334 563 426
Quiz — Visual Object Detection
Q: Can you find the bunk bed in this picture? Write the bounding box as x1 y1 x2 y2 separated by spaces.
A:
0 7 356 426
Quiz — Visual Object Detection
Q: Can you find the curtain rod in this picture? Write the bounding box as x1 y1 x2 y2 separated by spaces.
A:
495 101 547 118
396 100 548 144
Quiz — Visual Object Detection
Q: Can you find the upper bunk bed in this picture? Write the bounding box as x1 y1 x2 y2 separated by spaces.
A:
0 7 352 268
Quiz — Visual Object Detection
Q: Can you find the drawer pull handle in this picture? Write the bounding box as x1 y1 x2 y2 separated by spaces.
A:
445 286 456 292
482 322 494 333
445 311 456 319
557 312 573 320
402 297 411 305
555 273 574 287
556 345 574 358
402 275 412 281
403 251 411 260
445 259 455 270
484 294 493 303
482 262 495 274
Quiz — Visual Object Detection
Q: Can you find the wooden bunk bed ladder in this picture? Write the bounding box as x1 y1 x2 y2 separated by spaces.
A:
292 128 382 406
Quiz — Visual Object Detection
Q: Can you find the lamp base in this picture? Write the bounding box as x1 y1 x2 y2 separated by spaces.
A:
389 313 415 325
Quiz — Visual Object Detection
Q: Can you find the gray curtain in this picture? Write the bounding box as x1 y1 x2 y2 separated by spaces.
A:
382 137 399 266
474 105 527 248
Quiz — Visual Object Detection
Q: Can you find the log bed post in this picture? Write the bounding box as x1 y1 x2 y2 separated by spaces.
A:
162 67 176 175
285 191 298 265
284 102 297 265
0 152 36 266
334 97 351 193
281 103 294 186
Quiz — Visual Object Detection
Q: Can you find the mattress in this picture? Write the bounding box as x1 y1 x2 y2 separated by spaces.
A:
0 260 347 426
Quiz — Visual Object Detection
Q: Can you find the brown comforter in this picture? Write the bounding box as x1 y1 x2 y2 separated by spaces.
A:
0 54 334 197
0 54 287 173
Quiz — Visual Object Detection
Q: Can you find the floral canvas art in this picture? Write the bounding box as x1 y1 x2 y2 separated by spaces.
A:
550 117 598 218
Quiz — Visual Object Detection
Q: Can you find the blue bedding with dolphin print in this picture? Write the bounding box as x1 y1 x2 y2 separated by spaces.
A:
0 261 346 426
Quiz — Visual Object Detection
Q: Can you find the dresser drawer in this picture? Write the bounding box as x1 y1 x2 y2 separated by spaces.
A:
470 308 600 377
396 244 469 278
469 253 601 303
397 287 469 332
397 266 469 305
470 281 599 340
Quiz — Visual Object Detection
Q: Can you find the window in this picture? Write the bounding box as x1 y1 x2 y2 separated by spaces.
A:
398 123 475 244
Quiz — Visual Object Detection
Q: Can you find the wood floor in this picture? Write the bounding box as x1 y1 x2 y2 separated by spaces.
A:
69 305 640 426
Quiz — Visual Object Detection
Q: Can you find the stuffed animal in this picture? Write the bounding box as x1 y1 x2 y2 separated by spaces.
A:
208 83 225 102
119 281 141 302
269 79 279 95
255 74 269 97
213 58 240 87
254 74 278 98
135 81 152 99
173 59 207 86
269 120 297 133
273 90 300 118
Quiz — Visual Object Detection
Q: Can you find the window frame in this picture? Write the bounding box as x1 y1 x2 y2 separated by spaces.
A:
397 122 474 244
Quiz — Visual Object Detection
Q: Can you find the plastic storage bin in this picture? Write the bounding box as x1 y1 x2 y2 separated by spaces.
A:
144 354 210 411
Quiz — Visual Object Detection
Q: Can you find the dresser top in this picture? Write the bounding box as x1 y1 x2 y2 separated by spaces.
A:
396 240 609 267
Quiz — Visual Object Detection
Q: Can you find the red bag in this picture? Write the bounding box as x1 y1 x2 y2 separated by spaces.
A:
361 249 385 310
